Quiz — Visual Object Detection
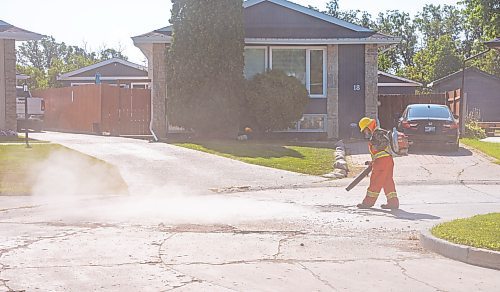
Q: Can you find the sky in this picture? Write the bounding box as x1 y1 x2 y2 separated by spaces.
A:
2 0 459 65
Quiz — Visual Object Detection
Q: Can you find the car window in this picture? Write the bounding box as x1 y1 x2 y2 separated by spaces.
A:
408 106 451 119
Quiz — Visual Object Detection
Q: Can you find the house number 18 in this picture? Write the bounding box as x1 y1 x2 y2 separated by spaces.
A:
353 85 361 91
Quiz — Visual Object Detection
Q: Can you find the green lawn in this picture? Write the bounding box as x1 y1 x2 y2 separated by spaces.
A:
461 138 500 164
174 140 335 175
432 213 500 251
0 135 47 144
0 143 127 195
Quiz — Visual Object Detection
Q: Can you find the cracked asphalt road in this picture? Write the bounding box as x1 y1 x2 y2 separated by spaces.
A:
1 132 499 291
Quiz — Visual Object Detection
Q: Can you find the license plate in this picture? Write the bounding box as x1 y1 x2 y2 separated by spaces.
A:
425 126 436 133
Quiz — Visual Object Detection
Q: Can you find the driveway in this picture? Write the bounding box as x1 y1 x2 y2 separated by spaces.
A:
1 132 499 291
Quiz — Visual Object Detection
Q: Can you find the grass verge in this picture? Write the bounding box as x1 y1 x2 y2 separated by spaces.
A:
432 213 500 251
0 143 127 195
174 140 335 175
461 138 500 164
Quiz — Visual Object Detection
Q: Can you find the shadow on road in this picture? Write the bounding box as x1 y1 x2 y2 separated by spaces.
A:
346 140 473 158
408 146 472 157
357 208 441 221
317 204 441 221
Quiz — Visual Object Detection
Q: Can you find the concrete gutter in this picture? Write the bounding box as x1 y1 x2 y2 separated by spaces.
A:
420 229 500 270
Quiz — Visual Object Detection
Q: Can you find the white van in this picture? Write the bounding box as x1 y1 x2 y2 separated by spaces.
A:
16 86 45 132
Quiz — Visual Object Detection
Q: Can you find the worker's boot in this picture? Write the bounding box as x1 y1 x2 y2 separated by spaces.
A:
381 197 399 210
357 196 377 209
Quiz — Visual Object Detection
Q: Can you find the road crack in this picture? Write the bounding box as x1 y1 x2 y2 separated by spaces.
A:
0 206 39 213
273 233 302 260
393 261 446 292
297 263 337 291
419 165 432 177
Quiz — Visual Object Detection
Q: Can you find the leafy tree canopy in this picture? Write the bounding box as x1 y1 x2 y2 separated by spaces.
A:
17 36 129 89
319 0 499 81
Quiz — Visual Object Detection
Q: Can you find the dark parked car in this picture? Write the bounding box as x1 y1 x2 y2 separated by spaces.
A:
397 104 459 151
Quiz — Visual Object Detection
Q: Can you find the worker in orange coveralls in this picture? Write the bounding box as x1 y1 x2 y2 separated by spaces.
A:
357 117 399 209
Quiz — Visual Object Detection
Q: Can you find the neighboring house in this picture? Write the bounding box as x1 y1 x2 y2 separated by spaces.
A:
16 72 30 81
132 0 399 138
378 71 422 95
429 67 500 122
485 38 500 50
57 58 150 89
1 20 43 130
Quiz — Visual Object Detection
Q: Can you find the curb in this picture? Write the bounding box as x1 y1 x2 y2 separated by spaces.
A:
420 229 500 270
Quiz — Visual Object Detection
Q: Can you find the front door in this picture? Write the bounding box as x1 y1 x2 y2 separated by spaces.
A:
338 45 366 138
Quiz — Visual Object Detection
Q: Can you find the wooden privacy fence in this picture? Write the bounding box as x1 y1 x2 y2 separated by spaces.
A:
33 84 151 136
378 90 464 129
446 89 461 117
378 93 447 129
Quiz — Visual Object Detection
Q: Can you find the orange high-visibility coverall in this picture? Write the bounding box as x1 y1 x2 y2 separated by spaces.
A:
359 129 399 209
367 144 397 200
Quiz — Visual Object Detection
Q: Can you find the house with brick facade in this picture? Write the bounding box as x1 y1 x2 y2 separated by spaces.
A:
132 0 399 139
1 20 43 131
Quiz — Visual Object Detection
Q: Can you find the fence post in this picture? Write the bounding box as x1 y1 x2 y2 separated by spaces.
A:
461 92 467 136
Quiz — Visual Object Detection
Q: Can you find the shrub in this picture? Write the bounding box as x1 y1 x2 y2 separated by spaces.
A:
243 70 309 132
464 109 486 139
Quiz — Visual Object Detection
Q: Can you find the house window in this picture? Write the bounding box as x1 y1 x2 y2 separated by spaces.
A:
244 47 267 79
131 83 150 89
284 114 327 132
271 49 306 84
309 50 324 95
300 115 326 131
270 47 327 98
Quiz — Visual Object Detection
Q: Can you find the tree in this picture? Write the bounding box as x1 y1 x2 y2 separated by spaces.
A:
324 0 375 28
167 0 245 137
460 0 500 76
376 10 418 73
16 65 48 89
404 35 462 86
461 0 500 50
17 36 128 89
244 70 309 132
98 47 128 61
414 4 463 44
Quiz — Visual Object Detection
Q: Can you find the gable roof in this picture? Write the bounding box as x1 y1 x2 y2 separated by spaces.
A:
133 26 172 44
58 58 148 81
133 0 399 45
243 0 371 32
16 73 30 80
377 71 422 87
0 20 43 41
428 67 500 87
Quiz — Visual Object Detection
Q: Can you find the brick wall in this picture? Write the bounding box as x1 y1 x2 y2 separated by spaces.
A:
150 43 168 139
0 39 16 130
364 44 378 119
327 44 339 139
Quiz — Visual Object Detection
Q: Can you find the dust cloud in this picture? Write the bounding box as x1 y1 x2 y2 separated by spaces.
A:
27 149 309 224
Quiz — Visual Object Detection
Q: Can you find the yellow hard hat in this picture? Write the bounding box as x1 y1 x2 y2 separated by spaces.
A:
359 117 374 132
